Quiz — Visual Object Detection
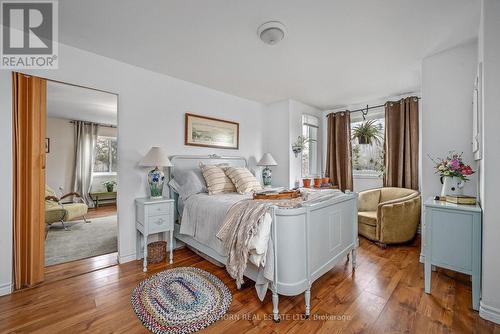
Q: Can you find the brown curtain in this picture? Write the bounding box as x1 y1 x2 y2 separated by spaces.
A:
325 112 353 191
384 97 419 190
12 73 46 289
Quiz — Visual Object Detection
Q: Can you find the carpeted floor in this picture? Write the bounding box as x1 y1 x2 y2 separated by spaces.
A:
45 215 117 266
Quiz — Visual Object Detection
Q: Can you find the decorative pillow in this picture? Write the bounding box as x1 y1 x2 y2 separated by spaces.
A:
168 169 207 200
224 167 263 194
200 164 236 195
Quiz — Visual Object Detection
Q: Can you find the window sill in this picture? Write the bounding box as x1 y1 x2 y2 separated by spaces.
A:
93 172 117 176
353 171 382 180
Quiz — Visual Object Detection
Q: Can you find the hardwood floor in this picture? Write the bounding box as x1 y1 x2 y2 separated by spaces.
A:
83 204 117 220
44 252 118 285
1 237 498 333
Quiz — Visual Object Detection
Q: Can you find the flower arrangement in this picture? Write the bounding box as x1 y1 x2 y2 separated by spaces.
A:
430 152 474 181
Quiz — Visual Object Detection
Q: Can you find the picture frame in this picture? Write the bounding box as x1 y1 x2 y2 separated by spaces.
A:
45 138 50 153
185 113 239 149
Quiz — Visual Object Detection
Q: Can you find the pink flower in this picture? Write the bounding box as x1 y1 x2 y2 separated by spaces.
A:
449 159 460 171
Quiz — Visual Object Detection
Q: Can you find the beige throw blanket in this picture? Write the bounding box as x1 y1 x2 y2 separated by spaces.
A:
216 199 270 288
216 198 303 290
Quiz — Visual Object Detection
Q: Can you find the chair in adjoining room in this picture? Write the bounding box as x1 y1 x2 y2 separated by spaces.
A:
357 187 421 248
45 185 90 230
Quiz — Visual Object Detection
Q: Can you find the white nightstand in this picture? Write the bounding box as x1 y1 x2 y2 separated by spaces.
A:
135 197 175 272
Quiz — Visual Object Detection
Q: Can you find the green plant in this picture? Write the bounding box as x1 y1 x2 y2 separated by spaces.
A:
352 120 383 145
352 144 361 170
102 180 117 191
292 135 316 157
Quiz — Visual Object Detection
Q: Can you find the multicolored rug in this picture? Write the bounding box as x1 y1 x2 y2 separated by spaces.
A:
131 267 232 334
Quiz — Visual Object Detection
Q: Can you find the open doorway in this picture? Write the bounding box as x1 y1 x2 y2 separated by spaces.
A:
44 80 118 268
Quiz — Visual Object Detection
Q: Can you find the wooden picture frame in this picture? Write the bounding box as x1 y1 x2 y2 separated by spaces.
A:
45 138 50 153
185 113 239 149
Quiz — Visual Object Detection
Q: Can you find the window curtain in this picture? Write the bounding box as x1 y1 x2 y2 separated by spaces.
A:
384 97 419 190
325 112 353 191
12 72 46 289
73 121 98 207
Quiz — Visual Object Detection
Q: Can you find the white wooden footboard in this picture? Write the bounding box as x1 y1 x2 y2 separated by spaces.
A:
270 193 358 321
173 192 358 322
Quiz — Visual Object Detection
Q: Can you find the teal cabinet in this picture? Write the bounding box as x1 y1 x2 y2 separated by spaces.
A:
423 198 482 310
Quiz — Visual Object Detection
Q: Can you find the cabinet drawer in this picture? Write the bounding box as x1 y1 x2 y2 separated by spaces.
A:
148 203 170 217
149 214 171 233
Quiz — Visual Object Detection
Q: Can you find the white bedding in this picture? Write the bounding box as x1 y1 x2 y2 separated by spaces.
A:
180 189 344 266
179 192 272 267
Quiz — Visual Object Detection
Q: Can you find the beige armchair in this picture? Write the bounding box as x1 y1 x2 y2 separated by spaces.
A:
358 187 421 247
45 185 90 230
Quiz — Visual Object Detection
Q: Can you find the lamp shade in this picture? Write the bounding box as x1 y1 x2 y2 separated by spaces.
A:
139 147 172 167
257 153 278 166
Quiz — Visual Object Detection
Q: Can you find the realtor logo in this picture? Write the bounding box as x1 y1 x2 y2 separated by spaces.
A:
1 0 58 69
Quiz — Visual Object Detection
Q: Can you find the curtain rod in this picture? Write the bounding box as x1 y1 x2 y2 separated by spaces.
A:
325 96 420 118
69 120 117 128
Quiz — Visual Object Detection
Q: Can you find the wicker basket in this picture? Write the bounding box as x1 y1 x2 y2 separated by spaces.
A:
147 241 167 264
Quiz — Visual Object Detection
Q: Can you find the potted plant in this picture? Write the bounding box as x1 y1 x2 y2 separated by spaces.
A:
102 180 117 192
291 135 316 157
352 120 383 145
430 152 474 196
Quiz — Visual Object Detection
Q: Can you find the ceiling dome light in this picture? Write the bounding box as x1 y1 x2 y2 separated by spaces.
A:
257 21 286 46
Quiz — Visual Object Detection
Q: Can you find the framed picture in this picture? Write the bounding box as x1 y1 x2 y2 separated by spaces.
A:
185 113 239 149
45 138 50 153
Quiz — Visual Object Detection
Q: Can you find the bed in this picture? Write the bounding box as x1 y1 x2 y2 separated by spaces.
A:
170 154 358 322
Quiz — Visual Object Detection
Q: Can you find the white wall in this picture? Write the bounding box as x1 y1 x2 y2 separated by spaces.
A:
263 100 290 187
0 42 265 295
478 0 500 324
421 40 478 201
352 174 383 193
263 99 322 188
46 118 75 194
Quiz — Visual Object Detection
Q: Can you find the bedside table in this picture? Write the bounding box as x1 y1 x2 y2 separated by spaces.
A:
135 197 175 272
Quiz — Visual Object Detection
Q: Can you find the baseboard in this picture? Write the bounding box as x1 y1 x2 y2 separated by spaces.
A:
118 252 137 264
480 301 500 324
0 282 12 296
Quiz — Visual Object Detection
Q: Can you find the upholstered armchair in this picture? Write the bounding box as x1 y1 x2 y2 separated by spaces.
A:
357 187 421 247
45 185 90 230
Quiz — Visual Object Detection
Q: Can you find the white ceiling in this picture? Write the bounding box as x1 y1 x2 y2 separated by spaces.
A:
47 81 118 125
59 0 480 109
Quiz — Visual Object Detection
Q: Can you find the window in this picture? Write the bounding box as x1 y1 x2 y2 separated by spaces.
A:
301 114 319 177
351 113 385 176
93 136 117 174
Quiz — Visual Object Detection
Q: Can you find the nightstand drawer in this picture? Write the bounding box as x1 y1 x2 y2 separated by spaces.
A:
149 214 171 233
148 203 170 217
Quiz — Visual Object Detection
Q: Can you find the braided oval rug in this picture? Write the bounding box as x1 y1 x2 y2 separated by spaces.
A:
131 267 232 334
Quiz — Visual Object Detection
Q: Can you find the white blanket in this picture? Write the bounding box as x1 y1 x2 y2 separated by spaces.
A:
180 193 271 266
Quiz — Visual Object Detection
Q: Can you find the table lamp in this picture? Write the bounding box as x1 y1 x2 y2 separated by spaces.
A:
257 153 278 187
139 147 172 199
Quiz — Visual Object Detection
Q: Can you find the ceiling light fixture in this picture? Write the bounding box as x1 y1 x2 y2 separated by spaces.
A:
257 21 286 46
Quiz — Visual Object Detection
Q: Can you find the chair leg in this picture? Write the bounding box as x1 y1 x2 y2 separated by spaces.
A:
83 215 91 224
60 220 69 231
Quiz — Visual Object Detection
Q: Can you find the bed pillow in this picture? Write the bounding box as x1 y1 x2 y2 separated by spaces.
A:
224 166 263 194
200 164 236 195
168 169 207 200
